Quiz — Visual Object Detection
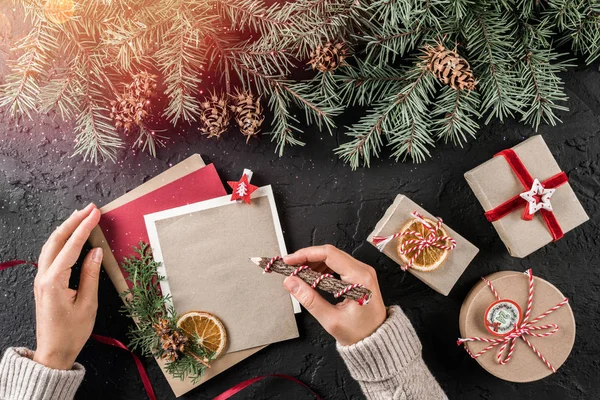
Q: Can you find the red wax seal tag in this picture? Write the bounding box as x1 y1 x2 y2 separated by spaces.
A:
484 299 522 336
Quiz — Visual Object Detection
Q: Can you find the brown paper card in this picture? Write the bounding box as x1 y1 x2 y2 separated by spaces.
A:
88 155 267 398
459 271 575 382
367 194 479 296
464 135 589 258
145 187 299 353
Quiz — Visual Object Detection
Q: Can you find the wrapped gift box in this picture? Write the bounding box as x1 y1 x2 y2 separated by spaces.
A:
464 135 588 258
367 194 479 296
458 270 575 382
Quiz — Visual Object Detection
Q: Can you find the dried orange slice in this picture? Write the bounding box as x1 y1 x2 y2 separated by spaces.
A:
396 217 450 272
177 311 227 358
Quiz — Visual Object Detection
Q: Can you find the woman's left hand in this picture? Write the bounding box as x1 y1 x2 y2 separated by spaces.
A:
32 203 103 370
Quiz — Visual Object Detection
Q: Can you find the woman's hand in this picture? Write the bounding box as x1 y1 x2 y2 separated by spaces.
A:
283 245 387 346
33 203 103 370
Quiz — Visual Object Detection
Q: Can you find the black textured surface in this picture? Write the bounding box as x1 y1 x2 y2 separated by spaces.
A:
1 59 600 399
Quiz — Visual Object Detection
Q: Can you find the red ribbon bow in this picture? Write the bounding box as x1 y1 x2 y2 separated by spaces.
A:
457 269 569 373
484 149 568 241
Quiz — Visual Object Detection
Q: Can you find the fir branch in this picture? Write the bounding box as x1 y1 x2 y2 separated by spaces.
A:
463 9 521 123
546 0 600 64
269 85 305 155
39 67 79 120
336 66 436 168
155 17 211 124
0 20 58 119
432 86 481 146
334 101 393 169
214 0 285 38
135 125 168 158
336 60 406 106
72 81 123 164
518 48 571 129
363 0 442 66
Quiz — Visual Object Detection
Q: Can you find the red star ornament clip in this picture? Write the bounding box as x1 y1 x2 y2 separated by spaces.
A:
228 173 258 204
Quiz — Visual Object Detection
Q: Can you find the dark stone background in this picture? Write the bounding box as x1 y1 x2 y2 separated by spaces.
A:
1 7 599 399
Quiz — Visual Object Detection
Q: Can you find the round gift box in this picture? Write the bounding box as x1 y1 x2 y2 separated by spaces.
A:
459 271 575 382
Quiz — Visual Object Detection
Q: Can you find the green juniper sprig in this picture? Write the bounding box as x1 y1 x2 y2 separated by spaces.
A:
119 242 214 383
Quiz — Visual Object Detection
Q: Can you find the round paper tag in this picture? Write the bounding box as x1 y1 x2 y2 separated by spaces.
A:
484 299 522 336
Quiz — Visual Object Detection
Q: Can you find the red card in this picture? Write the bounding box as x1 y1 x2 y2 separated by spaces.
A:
99 164 226 271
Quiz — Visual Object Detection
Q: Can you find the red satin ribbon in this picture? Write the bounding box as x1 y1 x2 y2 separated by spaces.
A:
0 260 29 271
90 334 156 400
2 260 318 400
483 149 568 241
213 373 321 400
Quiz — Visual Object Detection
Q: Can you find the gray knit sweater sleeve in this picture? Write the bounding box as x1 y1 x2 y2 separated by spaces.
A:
0 348 84 400
337 306 447 400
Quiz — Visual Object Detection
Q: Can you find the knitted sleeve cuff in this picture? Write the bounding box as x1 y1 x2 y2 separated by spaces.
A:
336 306 422 382
0 347 85 400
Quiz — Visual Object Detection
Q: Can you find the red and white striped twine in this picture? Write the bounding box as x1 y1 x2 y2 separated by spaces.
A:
263 257 367 306
372 211 457 271
263 256 281 274
457 269 568 373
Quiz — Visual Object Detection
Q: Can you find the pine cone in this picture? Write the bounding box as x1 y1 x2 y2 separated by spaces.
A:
421 43 476 91
153 319 188 363
110 71 158 131
200 92 230 139
153 318 171 337
309 41 347 73
230 90 264 143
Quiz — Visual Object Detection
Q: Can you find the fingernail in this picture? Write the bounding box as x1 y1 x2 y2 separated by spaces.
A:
85 203 95 211
284 276 300 294
91 247 103 263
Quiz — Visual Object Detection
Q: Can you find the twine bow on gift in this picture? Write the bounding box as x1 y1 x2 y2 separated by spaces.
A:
457 269 569 373
372 211 456 271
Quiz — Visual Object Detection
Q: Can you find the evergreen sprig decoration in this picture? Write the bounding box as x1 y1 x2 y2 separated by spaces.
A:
120 242 215 383
1 0 599 168
330 0 599 168
1 0 353 163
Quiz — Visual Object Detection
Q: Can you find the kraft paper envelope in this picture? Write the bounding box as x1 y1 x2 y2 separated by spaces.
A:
145 186 299 353
88 155 270 397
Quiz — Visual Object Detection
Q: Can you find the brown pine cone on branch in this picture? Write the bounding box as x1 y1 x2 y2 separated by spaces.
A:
200 92 230 139
421 43 476 91
309 41 348 73
110 71 158 131
230 90 264 143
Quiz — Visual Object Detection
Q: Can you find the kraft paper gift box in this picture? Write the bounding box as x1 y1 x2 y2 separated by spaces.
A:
367 194 479 296
458 270 575 382
464 135 589 258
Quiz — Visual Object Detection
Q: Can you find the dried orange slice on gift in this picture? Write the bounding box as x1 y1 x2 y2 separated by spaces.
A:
177 311 227 358
396 217 450 272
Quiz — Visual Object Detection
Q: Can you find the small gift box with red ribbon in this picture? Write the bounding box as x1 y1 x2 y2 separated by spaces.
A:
458 270 575 382
465 135 588 258
367 194 479 296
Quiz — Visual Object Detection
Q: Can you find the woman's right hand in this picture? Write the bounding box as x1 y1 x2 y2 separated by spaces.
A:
283 245 387 346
